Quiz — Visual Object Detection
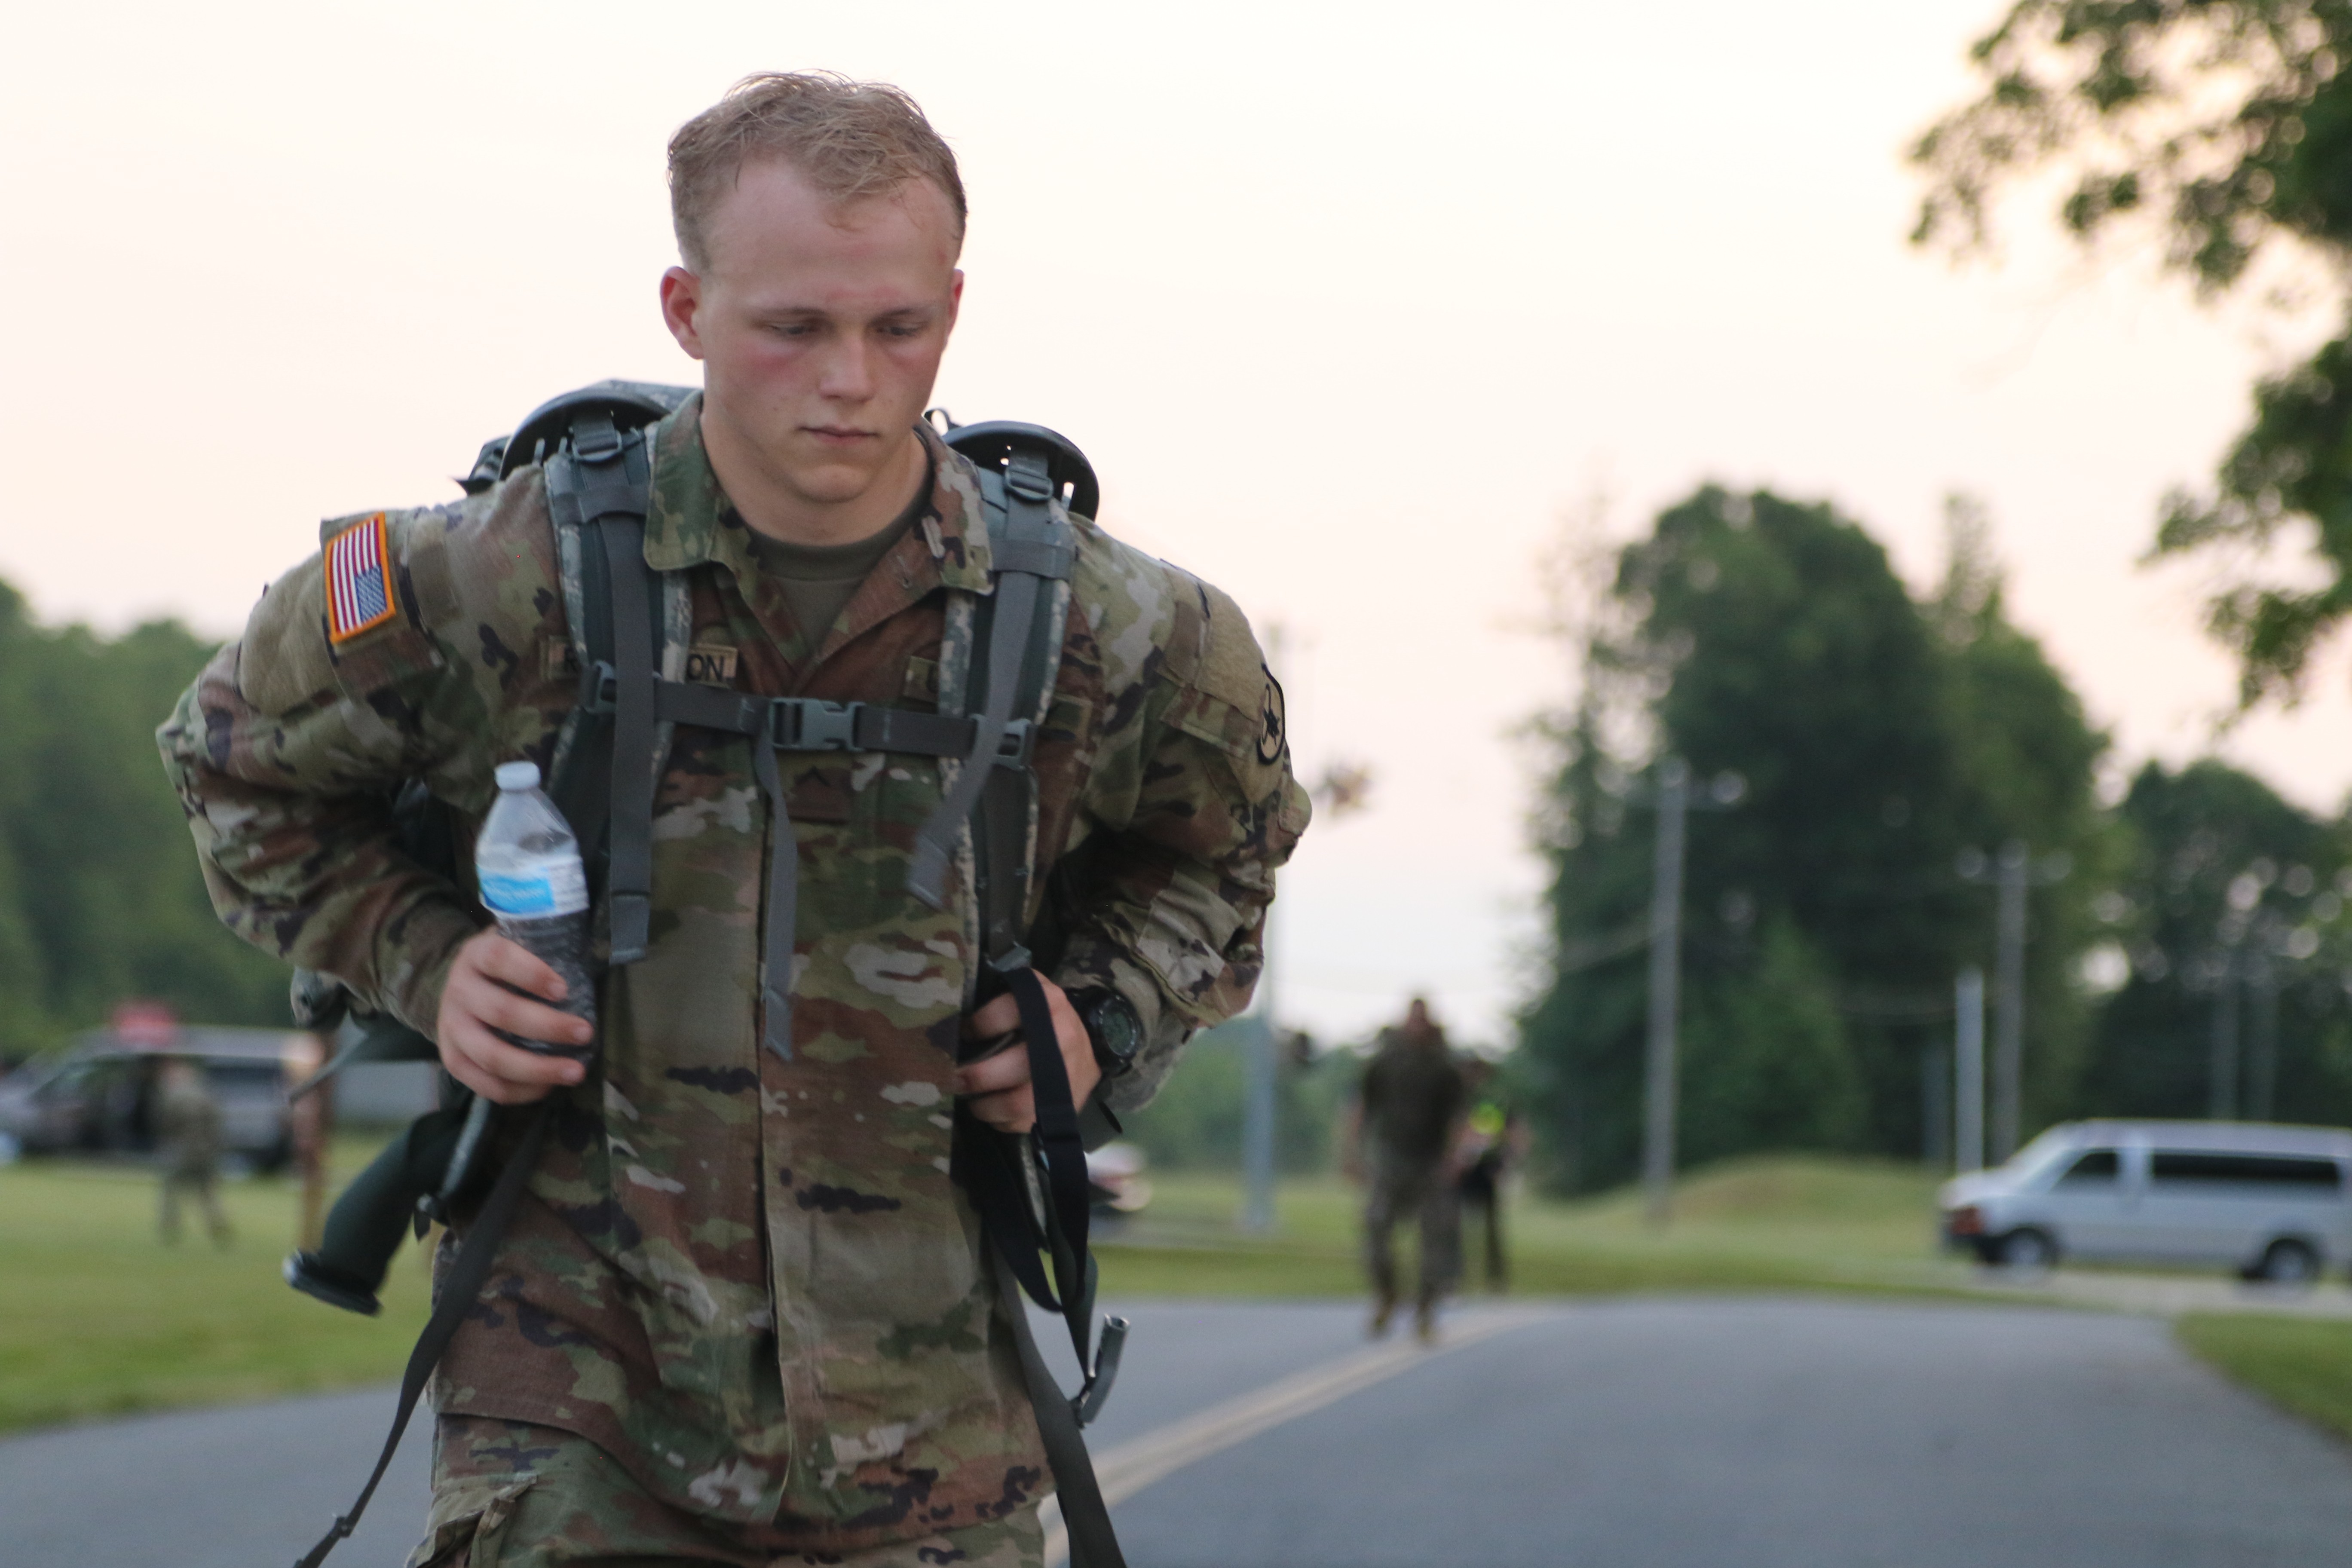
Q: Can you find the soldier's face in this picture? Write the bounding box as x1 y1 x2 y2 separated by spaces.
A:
662 159 962 511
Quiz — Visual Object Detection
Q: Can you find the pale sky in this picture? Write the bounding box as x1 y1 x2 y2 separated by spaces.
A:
4 1 2346 1046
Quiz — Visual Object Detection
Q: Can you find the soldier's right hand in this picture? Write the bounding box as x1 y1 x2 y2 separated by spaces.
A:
436 929 594 1103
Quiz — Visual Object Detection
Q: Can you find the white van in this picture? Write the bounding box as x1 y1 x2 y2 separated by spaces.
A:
1939 1120 2352 1283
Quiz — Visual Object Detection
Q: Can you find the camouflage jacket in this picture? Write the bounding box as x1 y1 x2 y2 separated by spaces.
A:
158 402 1308 1551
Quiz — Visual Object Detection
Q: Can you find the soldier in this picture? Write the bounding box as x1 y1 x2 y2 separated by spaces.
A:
160 72 1306 1568
155 1056 230 1247
1343 997 1466 1343
1453 1058 1527 1292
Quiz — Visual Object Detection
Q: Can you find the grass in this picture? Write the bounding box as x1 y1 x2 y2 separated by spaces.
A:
2177 1314 2352 1445
1099 1155 1960 1299
0 1138 430 1436
2 1148 1955 1438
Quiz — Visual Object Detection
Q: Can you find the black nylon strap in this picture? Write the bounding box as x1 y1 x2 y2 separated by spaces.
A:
991 1248 1128 1568
599 520 656 964
291 1103 551 1568
996 969 1105 1406
1005 967 1091 1311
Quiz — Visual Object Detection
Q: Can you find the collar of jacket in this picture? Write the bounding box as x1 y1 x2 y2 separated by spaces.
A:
639 399 996 599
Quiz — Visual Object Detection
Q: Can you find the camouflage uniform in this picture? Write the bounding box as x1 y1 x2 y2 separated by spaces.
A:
416 1416 1041 1567
155 1063 230 1246
159 400 1308 1559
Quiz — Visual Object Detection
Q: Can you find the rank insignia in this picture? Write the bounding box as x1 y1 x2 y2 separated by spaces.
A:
325 514 397 643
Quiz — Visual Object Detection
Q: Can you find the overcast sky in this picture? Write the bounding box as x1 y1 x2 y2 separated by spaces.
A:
4 0 2346 1045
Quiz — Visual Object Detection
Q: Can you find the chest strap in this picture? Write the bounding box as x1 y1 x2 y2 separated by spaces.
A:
644 682 1032 766
634 680 1037 1058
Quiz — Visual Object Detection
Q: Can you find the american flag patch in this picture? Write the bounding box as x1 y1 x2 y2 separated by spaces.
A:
325 514 397 643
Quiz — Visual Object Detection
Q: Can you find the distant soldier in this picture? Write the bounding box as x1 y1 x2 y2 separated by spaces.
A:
1344 996 1466 1342
1454 1058 1527 1292
156 1057 230 1246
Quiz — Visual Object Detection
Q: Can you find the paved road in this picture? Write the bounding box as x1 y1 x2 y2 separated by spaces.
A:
6 1298 2352 1567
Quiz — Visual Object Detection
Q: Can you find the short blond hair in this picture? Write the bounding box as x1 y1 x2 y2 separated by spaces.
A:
668 71 966 272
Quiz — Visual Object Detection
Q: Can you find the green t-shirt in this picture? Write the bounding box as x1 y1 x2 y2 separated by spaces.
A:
743 461 931 655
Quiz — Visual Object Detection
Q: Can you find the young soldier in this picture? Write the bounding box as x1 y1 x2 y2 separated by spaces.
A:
161 72 1307 1568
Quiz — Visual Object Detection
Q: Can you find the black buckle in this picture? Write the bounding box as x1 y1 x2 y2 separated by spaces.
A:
992 719 1035 768
570 411 624 465
579 660 618 715
769 698 863 751
1074 1314 1130 1427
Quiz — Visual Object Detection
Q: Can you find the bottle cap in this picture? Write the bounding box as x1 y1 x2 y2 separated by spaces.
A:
494 761 542 793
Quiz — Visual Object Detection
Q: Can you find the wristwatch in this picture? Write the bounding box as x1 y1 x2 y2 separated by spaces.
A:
1073 988 1145 1079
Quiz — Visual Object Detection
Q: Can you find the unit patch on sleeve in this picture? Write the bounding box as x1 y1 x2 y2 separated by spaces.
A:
325 513 398 644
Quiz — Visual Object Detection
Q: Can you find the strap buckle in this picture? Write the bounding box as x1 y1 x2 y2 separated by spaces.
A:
769 698 863 752
1005 453 1054 504
570 411 625 465
1073 1315 1130 1427
579 660 618 716
993 719 1035 768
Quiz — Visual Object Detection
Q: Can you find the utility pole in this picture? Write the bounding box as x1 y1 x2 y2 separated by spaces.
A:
1632 758 1741 1227
1992 840 2028 1163
1954 967 1985 1173
1240 1006 1278 1231
1235 630 1371 1234
1643 760 1689 1228
1958 841 2065 1164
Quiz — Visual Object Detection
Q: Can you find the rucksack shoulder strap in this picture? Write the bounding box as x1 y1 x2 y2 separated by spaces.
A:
907 431 1080 933
543 409 662 964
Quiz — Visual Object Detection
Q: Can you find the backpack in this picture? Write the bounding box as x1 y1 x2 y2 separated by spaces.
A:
288 383 1130 1568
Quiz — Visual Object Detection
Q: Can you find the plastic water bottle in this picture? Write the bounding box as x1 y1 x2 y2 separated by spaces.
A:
475 760 596 1054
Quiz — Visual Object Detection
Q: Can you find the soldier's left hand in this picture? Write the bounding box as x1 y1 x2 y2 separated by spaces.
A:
958 975 1100 1133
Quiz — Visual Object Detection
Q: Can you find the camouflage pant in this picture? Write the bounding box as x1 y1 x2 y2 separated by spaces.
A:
411 1417 1044 1568
158 1165 229 1245
1363 1154 1461 1308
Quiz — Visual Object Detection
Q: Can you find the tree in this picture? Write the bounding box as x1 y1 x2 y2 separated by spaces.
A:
2077 759 2352 1121
1914 1 2352 704
0 581 289 1061
1521 489 2109 1191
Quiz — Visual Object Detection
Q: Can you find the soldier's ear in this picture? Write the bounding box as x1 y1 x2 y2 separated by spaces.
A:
662 268 707 361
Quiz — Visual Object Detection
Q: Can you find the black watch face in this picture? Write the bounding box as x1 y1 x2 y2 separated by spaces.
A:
1089 994 1144 1065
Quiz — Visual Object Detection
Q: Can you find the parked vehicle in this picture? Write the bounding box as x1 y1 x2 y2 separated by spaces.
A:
1941 1120 2352 1283
0 1026 300 1171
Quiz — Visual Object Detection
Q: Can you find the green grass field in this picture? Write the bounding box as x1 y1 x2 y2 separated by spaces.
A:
0 1143 432 1435
1 1149 1955 1437
2175 1314 2352 1444
1098 1157 1957 1298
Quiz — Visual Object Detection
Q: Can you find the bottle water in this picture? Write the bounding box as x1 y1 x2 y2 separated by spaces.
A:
475 760 596 1055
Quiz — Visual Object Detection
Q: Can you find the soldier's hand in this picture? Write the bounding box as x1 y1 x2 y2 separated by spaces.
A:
436 928 594 1104
957 976 1100 1134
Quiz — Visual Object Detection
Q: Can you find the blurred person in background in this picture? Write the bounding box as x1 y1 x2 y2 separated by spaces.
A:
1453 1059 1527 1292
1344 996 1466 1342
156 1056 230 1247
